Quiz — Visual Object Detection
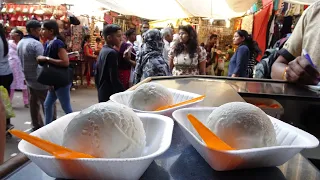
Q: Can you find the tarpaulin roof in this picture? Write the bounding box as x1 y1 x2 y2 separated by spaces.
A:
284 0 318 5
46 0 319 20
95 0 257 19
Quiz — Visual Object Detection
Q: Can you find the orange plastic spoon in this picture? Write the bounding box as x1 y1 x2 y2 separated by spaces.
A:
187 114 235 151
10 129 95 159
156 95 205 111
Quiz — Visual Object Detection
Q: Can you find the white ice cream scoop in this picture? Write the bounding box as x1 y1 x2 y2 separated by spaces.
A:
129 82 173 111
62 102 146 158
205 102 277 149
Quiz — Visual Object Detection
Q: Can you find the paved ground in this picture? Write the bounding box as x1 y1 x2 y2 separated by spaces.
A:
4 88 98 162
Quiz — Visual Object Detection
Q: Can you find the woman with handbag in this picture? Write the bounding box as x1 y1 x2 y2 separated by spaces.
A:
37 20 73 125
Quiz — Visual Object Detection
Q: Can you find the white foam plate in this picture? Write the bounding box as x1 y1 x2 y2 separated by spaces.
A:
172 107 319 171
18 112 174 180
307 85 320 91
110 88 204 117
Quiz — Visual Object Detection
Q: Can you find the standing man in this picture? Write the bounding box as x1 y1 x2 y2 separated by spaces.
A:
161 27 174 64
134 21 150 55
95 24 124 102
17 20 56 131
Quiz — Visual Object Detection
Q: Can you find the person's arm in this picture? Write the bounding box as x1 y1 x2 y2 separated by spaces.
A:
271 5 319 84
85 44 96 59
168 47 174 71
0 96 5 164
37 41 69 67
232 46 249 77
107 51 124 91
123 46 136 67
198 46 207 75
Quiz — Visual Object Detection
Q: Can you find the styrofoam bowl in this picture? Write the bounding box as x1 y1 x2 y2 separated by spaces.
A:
18 112 174 180
110 88 204 116
172 107 319 171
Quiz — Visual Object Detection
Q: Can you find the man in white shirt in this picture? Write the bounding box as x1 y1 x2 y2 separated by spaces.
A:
134 21 150 55
161 27 174 64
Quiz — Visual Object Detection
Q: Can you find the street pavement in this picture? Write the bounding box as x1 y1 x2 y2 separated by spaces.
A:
4 88 98 162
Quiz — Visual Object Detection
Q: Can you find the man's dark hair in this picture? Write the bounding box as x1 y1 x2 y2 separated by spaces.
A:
103 24 121 38
210 34 218 40
125 28 136 37
26 20 41 33
96 37 101 42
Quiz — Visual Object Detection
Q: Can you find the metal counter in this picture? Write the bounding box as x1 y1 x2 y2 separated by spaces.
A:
3 77 320 180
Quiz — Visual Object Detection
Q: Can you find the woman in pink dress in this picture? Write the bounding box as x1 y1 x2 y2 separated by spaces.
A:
8 29 29 107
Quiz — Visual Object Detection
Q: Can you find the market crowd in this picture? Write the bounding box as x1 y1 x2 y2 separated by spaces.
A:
0 1 319 153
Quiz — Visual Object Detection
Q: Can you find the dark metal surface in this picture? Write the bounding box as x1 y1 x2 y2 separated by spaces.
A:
3 77 320 180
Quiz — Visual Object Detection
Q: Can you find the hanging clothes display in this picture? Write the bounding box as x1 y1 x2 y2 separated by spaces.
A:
253 4 273 61
71 25 83 52
241 14 254 35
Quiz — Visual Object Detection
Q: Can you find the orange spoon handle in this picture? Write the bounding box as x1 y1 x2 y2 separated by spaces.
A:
187 114 235 151
9 129 94 159
156 95 205 111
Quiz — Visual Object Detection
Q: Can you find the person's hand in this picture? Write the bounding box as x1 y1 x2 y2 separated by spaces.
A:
286 56 320 85
37 56 48 63
123 46 132 60
49 86 54 91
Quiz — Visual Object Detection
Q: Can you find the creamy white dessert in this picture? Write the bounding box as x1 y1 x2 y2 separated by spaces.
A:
129 82 173 111
205 102 277 149
62 102 146 158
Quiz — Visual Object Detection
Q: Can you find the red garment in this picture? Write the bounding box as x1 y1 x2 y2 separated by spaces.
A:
119 69 130 90
253 4 272 61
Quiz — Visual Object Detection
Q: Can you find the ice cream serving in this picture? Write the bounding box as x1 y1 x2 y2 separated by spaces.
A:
62 102 146 158
128 82 174 111
205 102 277 149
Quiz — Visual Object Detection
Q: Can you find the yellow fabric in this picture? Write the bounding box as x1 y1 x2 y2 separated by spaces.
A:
283 1 320 66
0 86 15 119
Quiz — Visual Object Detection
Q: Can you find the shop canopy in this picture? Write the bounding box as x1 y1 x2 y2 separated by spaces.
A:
46 0 319 20
95 0 257 20
284 0 318 4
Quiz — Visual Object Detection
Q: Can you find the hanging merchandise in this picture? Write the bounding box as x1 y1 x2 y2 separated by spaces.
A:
294 4 301 15
104 13 113 24
253 4 273 61
262 0 273 6
241 14 253 35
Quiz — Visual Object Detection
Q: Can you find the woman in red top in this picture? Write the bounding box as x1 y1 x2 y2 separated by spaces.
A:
82 35 97 87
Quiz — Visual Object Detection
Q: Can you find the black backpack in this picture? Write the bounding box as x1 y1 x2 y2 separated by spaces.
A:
254 37 288 79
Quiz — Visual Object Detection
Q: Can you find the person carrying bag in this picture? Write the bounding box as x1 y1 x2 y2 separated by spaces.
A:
36 20 73 125
37 36 73 87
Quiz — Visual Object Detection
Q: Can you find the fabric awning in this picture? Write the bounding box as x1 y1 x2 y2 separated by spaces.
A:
284 0 318 5
46 0 318 20
95 0 257 20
